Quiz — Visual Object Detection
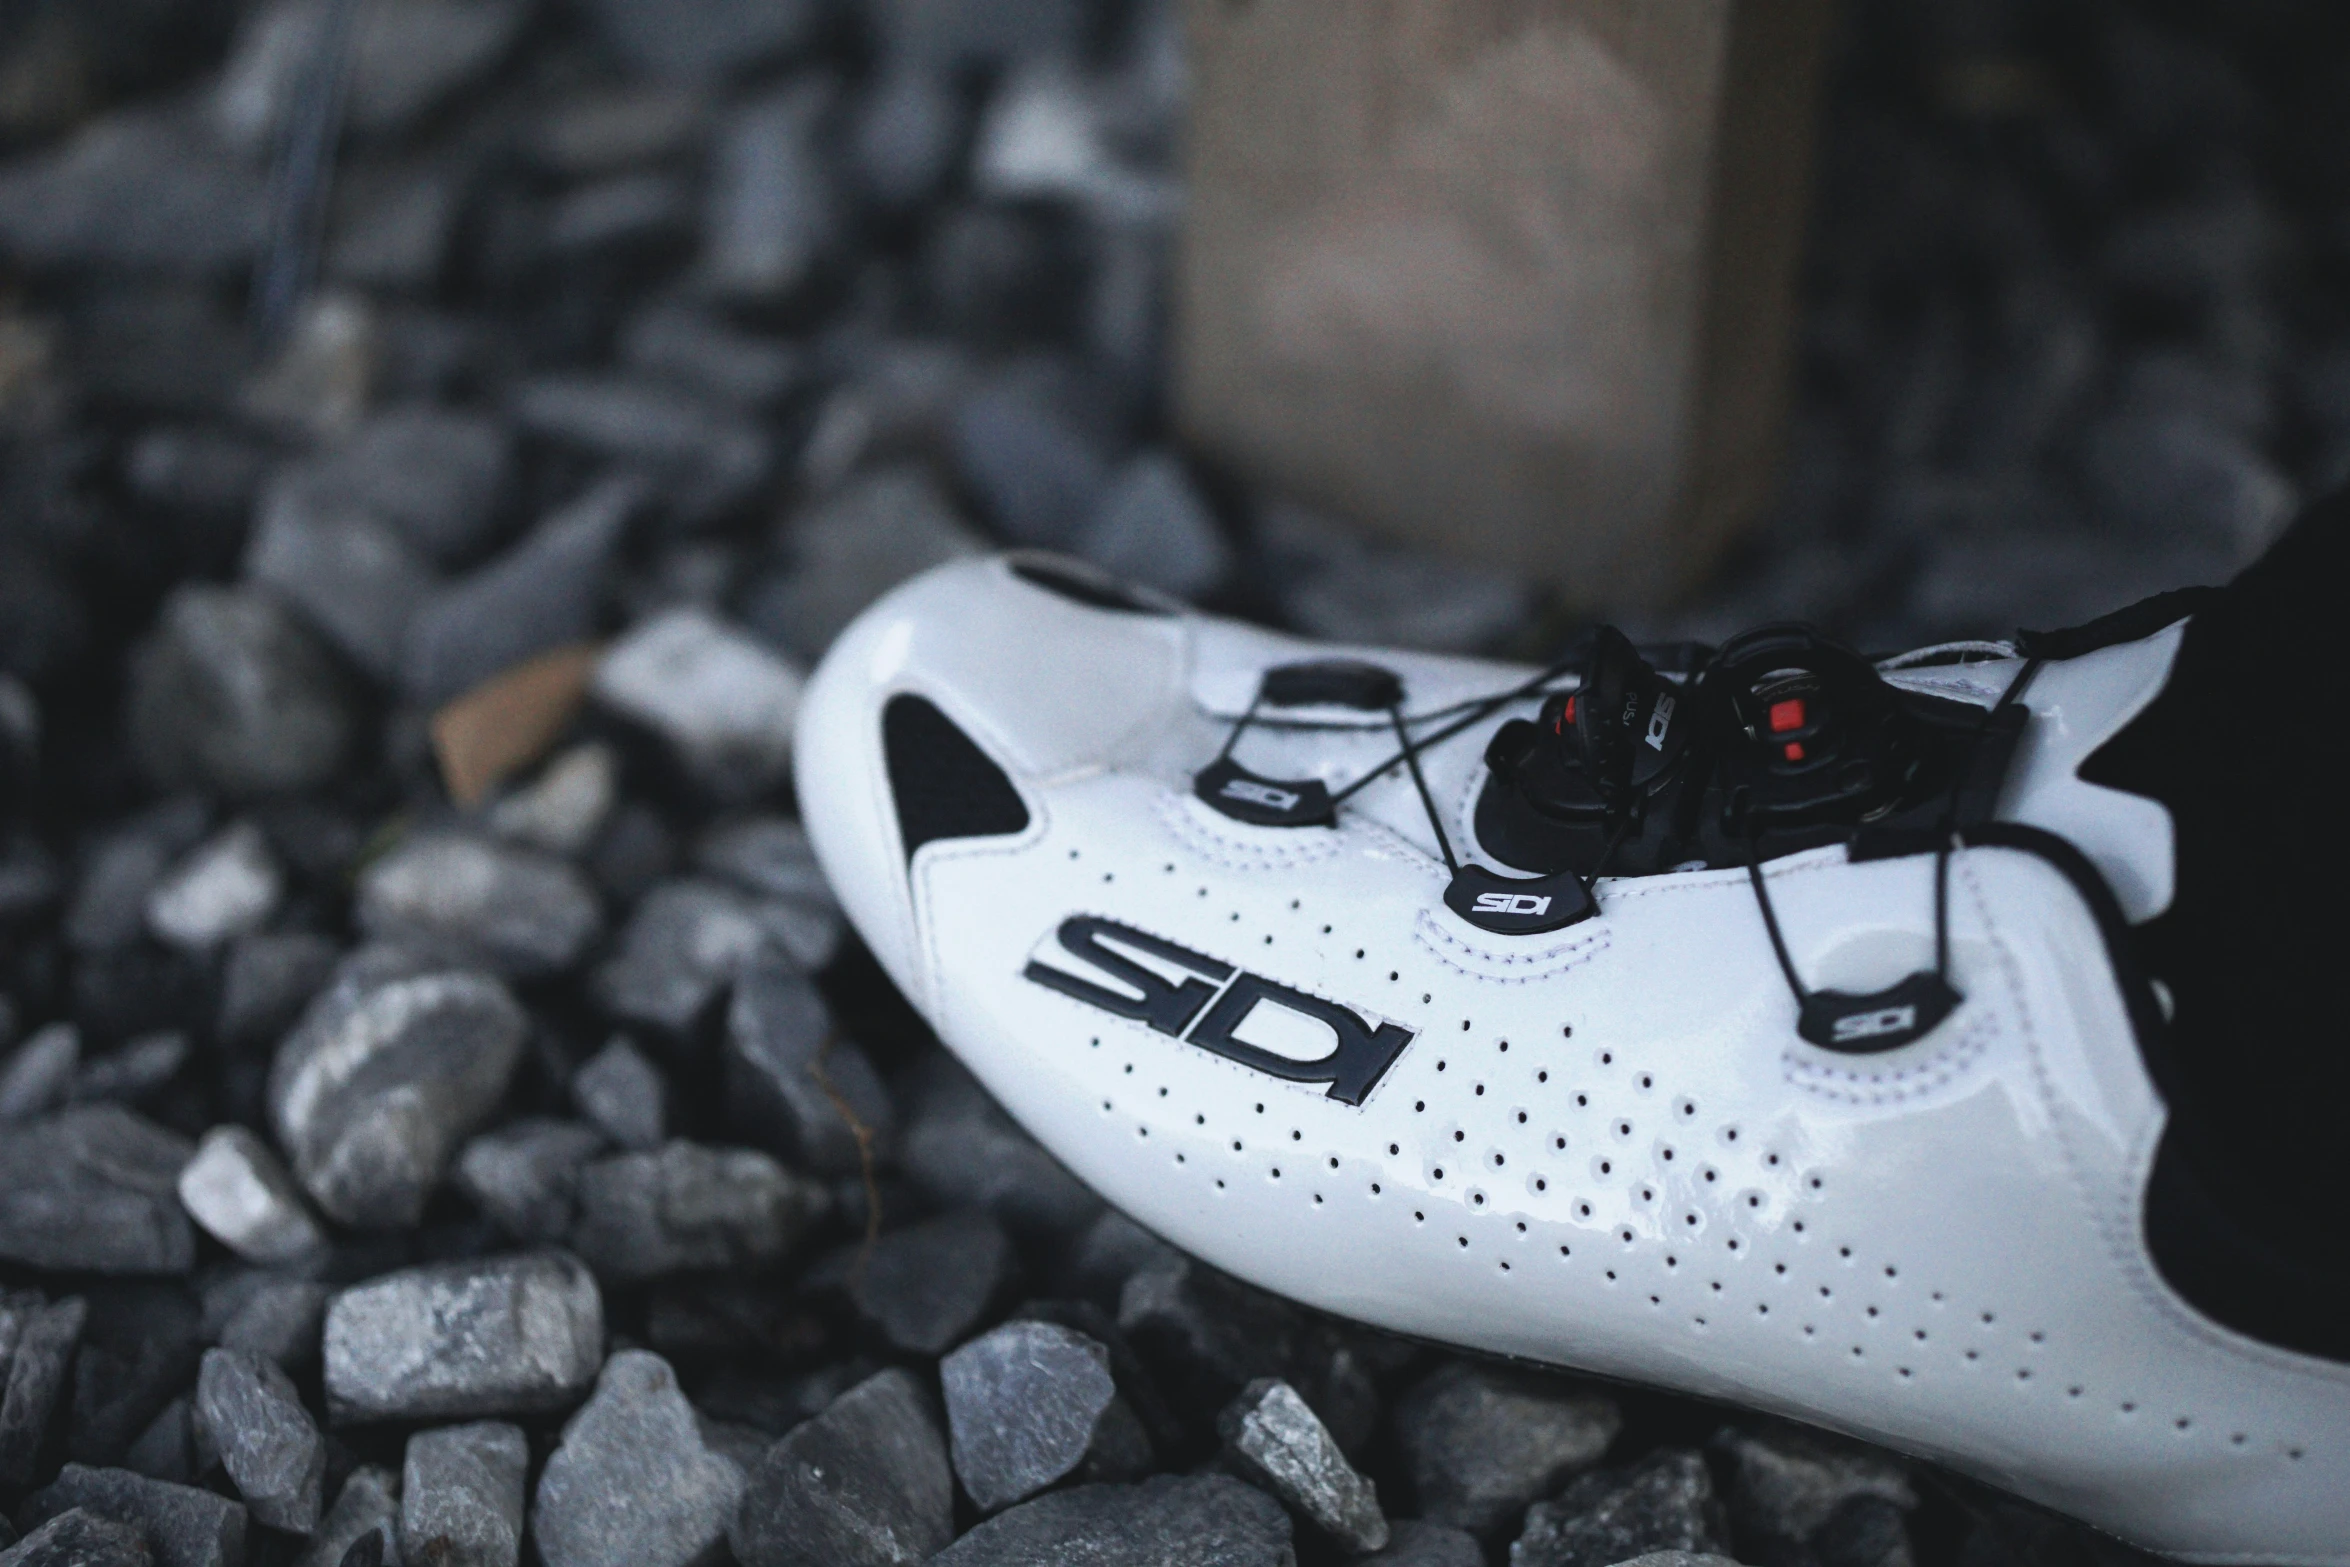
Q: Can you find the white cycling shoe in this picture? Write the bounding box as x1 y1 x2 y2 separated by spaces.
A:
793 553 2350 1563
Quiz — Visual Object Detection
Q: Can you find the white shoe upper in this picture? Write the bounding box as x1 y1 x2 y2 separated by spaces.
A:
794 553 2349 1564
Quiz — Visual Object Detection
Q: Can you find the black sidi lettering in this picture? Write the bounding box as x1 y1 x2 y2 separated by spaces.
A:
1186 973 1414 1107
1023 916 1235 1037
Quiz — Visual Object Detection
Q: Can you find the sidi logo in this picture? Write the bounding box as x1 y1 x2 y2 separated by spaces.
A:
1831 1004 1917 1044
1220 777 1301 812
1471 892 1552 916
1023 916 1413 1105
1645 693 1676 751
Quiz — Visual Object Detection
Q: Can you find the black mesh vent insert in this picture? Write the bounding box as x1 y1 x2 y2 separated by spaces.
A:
883 694 1031 861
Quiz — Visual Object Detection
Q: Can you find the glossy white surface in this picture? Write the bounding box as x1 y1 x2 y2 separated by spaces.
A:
795 558 2348 1563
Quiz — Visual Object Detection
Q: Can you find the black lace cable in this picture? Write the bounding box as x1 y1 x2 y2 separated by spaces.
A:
1387 705 1461 875
1325 655 1583 810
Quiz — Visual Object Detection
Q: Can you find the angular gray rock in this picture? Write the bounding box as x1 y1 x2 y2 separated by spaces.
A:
703 87 836 305
1220 1378 1386 1552
354 834 602 980
725 955 896 1176
730 1368 952 1567
1509 1452 1730 1567
242 478 437 683
288 406 513 567
323 1251 603 1423
758 466 983 661
931 1474 1293 1567
0 1107 195 1275
1605 1555 1744 1567
1359 1520 1485 1567
941 1320 1150 1513
204 1275 329 1371
692 816 829 903
19 1466 246 1567
531 1351 745 1567
1075 452 1230 602
512 377 770 527
622 307 802 409
122 1397 195 1484
949 372 1113 547
1711 1424 1915 1563
570 1142 828 1283
403 1421 527 1567
174 1127 324 1266
0 112 264 273
0 1023 78 1125
592 609 802 799
584 0 818 79
71 1035 191 1111
851 1209 1014 1356
1060 1209 1179 1311
267 947 528 1227
454 1120 607 1243
1115 1254 1299 1430
215 934 341 1053
127 586 353 798
0 1507 153 1567
1 1294 87 1485
1395 1361 1622 1538
193 1348 324 1533
592 878 778 1037
292 1466 397 1567
901 1058 1100 1243
144 825 281 953
487 744 617 857
398 477 636 706
848 61 964 214
570 1038 666 1153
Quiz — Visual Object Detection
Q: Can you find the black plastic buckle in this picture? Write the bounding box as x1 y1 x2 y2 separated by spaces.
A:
1193 758 1335 827
1443 865 1595 935
1796 970 1960 1054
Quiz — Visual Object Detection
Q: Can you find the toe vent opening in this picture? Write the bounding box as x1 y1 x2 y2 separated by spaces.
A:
883 694 1031 861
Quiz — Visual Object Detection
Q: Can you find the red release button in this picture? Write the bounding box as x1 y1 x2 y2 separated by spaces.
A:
1768 697 1807 734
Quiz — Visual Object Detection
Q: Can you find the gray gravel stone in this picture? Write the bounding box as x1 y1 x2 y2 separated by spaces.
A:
1606 1556 1744 1567
1711 1425 1914 1563
592 610 802 800
322 1251 603 1424
758 466 983 661
584 0 817 80
0 112 264 274
291 1466 397 1567
941 1320 1149 1513
204 1276 329 1372
570 1142 828 1283
512 377 770 528
144 825 280 953
932 1473 1294 1567
122 1398 194 1485
242 479 437 683
848 61 964 214
127 586 353 798
20 1466 246 1567
1220 1378 1386 1552
399 478 635 706
289 407 513 568
570 1039 666 1153
1395 1361 1622 1538
622 307 803 410
0 1107 195 1275
851 1209 1013 1356
193 1348 323 1533
730 1367 952 1567
0 1023 79 1125
268 948 528 1227
531 1350 744 1567
1075 452 1230 602
454 1120 607 1244
725 955 895 1176
691 817 829 904
1059 1210 1179 1310
1357 1520 1485 1567
950 370 1113 547
592 879 775 1037
71 1036 191 1112
355 834 602 980
901 1057 1100 1243
487 745 616 857
402 1421 526 1567
174 1128 324 1267
703 87 836 305
215 935 341 1053
1509 1452 1729 1567
1115 1254 1298 1430
0 1507 153 1566
1 1294 87 1485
